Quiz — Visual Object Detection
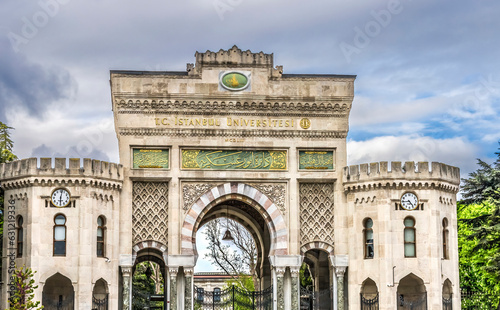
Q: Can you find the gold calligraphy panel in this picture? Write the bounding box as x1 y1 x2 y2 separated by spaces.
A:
299 151 334 170
133 149 169 169
182 150 287 170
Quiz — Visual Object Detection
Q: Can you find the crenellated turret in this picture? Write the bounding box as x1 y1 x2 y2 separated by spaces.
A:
343 161 460 193
0 158 123 189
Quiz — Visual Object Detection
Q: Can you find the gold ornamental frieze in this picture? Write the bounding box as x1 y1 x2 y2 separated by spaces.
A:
299 150 334 170
182 149 287 170
133 149 169 169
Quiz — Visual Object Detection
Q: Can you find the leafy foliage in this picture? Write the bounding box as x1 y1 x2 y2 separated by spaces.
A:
459 145 500 309
7 266 43 310
132 262 163 310
299 263 313 289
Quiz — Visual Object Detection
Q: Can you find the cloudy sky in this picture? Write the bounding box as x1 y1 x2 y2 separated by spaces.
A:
1 1 499 178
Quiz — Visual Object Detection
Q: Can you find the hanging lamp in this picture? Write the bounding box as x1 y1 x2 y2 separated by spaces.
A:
222 205 234 241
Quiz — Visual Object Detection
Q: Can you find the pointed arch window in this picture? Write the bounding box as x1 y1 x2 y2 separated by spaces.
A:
404 217 416 257
364 218 374 258
442 218 449 260
54 214 66 256
17 216 23 258
97 216 106 257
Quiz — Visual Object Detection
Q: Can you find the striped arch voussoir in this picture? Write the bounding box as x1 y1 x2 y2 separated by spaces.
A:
300 241 334 255
132 241 168 265
181 182 288 256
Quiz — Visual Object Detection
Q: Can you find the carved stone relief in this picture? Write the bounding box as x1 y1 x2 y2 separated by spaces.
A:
248 183 286 213
182 182 286 214
300 183 335 245
182 183 214 211
132 182 168 245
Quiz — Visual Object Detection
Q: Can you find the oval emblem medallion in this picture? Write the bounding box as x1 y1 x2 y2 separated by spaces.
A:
220 72 249 91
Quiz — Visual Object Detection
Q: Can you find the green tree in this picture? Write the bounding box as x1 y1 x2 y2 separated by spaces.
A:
7 265 43 310
0 122 18 164
459 145 500 308
131 261 163 310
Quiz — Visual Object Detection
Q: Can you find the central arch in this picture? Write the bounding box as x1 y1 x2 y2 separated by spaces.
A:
181 182 289 257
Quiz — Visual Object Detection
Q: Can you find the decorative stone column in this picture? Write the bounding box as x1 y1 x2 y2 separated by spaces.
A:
335 267 346 310
290 267 300 310
275 267 286 310
169 268 178 310
121 266 132 310
184 268 194 310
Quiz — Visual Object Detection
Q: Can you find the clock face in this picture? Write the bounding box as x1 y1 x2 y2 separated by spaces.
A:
51 188 71 208
400 192 418 210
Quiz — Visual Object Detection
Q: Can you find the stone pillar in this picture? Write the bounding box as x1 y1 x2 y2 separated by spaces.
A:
276 267 286 310
169 268 178 310
290 267 300 310
335 267 346 310
184 268 194 310
121 266 132 310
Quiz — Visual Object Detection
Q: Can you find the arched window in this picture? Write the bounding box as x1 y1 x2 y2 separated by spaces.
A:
442 218 449 260
17 216 23 258
363 218 374 258
97 216 106 257
54 214 66 256
404 217 416 257
214 287 221 302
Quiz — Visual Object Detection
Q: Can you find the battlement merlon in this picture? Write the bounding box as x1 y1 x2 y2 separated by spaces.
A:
343 161 460 191
0 158 124 182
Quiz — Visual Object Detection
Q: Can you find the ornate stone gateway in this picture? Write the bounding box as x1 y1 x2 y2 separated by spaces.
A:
0 46 460 309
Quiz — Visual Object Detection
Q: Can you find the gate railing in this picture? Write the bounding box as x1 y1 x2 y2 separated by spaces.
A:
92 294 109 310
194 285 272 310
361 293 379 310
460 289 499 310
300 286 332 310
398 292 427 310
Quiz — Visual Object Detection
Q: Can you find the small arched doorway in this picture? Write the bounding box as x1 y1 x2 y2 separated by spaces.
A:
132 246 166 310
92 278 109 310
301 249 333 310
442 279 453 310
397 273 427 309
360 278 378 309
42 273 75 310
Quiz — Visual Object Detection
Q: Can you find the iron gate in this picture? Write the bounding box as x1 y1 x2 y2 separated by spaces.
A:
300 286 332 310
442 296 452 310
194 285 272 310
92 294 109 310
398 293 427 310
41 292 75 310
360 293 379 310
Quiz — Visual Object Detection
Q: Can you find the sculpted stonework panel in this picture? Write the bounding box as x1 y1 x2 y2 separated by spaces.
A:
300 183 335 245
182 182 286 214
182 183 214 211
132 182 168 245
248 183 286 213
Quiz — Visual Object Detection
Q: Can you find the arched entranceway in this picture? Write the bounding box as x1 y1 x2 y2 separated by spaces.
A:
92 278 109 310
442 279 453 310
42 273 75 310
360 278 378 310
301 249 333 310
180 183 295 309
397 273 427 309
132 246 167 310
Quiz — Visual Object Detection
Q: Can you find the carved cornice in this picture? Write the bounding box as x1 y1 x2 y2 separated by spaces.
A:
119 128 348 139
343 181 459 194
290 267 300 278
115 100 351 117
1 177 122 191
121 267 133 277
169 268 179 276
184 268 194 276
275 267 286 277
